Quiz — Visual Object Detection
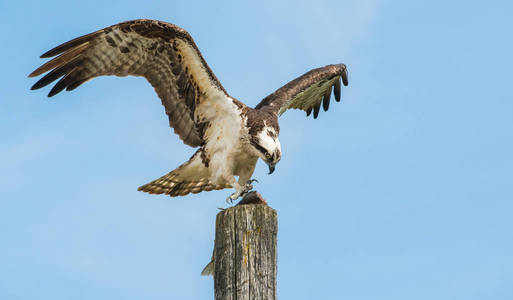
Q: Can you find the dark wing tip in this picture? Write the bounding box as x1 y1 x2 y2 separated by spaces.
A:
47 73 76 97
334 78 341 102
313 100 321 119
39 30 102 58
340 64 348 86
322 85 332 111
47 89 60 98
47 87 61 97
66 78 89 91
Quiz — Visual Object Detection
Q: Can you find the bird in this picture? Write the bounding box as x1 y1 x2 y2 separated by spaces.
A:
29 19 348 202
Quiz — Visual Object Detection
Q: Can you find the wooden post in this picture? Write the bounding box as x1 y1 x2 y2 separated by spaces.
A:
203 196 277 300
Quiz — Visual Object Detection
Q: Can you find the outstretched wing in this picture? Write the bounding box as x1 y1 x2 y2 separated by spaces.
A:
29 19 233 147
255 64 348 119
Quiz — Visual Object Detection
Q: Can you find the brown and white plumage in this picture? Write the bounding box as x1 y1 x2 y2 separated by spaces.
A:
29 19 349 200
255 64 348 118
139 149 231 197
29 19 228 147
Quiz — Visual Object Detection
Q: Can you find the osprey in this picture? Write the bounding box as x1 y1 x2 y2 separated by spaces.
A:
29 19 348 202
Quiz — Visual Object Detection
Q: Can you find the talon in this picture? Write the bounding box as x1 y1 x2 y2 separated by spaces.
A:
226 195 235 204
248 179 259 184
227 191 242 204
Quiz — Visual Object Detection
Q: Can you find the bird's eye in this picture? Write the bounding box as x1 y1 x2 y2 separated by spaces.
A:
265 152 271 160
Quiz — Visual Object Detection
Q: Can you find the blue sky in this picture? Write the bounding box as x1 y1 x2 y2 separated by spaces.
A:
2 0 512 299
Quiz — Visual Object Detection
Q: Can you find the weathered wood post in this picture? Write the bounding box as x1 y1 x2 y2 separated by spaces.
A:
202 192 278 300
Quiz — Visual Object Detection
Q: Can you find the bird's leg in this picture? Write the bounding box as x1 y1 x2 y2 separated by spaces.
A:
240 179 258 196
226 181 244 203
240 182 255 200
226 164 258 203
226 181 256 203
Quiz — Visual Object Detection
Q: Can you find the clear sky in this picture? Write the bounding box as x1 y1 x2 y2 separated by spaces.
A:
2 0 512 299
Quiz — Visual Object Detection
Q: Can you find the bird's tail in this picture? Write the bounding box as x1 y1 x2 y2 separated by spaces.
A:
138 170 229 197
137 151 230 197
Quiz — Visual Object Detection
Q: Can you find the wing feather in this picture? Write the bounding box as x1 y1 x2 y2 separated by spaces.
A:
39 31 103 58
322 85 332 112
29 19 233 147
255 64 348 119
333 78 341 102
313 99 321 119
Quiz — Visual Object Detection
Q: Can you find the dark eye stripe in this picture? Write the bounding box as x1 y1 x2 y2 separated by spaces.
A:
251 141 268 157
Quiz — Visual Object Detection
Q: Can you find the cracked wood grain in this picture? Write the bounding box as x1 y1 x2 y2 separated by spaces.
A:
211 204 277 300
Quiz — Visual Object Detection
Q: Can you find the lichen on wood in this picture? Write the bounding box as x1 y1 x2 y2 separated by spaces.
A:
204 202 277 300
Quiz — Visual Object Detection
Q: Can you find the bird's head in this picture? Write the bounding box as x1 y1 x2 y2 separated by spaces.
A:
250 126 282 174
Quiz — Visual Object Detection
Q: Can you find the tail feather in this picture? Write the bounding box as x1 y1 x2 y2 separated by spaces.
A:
138 171 229 197
138 148 231 197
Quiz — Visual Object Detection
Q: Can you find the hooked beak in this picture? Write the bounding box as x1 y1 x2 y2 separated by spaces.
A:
268 163 275 175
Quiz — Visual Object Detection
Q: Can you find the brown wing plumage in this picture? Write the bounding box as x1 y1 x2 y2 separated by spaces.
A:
29 19 230 147
255 64 348 119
